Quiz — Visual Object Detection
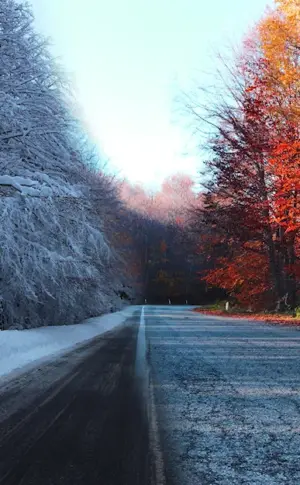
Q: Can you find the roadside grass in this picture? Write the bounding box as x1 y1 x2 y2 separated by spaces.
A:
194 301 300 326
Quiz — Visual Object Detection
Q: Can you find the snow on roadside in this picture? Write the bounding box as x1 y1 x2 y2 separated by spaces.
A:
0 306 138 379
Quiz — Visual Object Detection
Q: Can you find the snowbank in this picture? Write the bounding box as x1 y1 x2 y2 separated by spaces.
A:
0 173 81 197
0 306 138 379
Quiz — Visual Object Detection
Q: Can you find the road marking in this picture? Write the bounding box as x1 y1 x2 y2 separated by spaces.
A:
135 306 146 380
135 306 166 485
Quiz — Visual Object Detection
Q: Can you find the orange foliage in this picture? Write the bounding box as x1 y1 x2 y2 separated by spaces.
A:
198 1 300 309
120 173 198 224
203 247 270 309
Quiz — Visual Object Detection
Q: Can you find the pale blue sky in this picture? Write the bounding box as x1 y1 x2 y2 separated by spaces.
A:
31 0 271 188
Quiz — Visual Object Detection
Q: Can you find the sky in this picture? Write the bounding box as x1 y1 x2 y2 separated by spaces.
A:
30 0 272 189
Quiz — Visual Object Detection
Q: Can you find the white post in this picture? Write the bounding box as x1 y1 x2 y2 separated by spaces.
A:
225 301 229 312
168 299 171 305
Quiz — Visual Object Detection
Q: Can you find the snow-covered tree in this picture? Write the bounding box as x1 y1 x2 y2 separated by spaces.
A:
0 0 81 179
0 1 132 329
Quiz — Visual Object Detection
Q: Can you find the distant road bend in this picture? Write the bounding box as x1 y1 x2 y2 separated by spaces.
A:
0 306 300 485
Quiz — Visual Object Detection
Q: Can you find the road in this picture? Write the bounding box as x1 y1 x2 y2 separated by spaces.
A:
0 306 300 485
146 306 300 485
0 313 151 485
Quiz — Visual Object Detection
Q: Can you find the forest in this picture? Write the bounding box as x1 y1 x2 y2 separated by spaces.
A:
187 0 300 312
0 0 299 329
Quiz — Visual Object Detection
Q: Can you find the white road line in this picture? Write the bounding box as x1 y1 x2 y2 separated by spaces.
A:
135 306 166 485
135 305 146 380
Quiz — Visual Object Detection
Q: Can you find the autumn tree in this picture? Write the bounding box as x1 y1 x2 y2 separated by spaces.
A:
184 2 300 310
119 174 212 304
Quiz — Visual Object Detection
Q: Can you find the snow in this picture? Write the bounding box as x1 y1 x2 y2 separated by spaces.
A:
39 186 53 197
18 186 41 196
0 171 116 330
0 174 49 196
0 175 23 192
0 306 138 379
0 173 82 197
10 176 39 187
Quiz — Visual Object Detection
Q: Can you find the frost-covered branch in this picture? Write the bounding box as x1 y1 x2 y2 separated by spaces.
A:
0 1 133 329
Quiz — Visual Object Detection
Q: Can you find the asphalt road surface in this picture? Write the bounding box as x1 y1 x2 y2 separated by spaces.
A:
146 306 300 485
1 306 300 485
0 313 152 485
